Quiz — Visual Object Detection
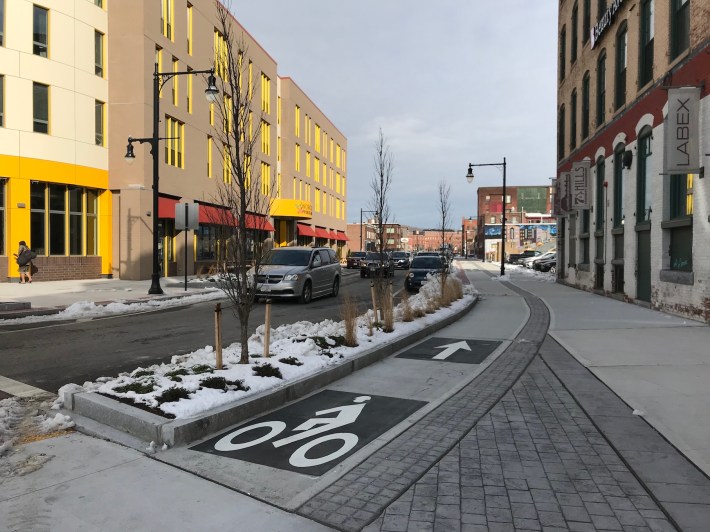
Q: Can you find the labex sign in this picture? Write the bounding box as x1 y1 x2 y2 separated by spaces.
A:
665 87 700 174
591 0 625 49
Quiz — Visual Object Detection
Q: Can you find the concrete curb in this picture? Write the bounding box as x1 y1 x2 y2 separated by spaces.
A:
64 296 479 447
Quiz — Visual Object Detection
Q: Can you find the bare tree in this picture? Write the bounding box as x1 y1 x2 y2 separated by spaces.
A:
369 127 394 292
437 180 452 294
210 1 276 364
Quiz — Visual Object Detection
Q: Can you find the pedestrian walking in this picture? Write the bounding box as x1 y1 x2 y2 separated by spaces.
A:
13 240 34 284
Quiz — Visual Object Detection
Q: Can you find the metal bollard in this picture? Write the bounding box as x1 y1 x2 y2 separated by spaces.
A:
214 302 223 369
263 299 272 358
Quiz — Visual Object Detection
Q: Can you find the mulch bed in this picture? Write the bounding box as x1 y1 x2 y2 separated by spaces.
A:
96 393 175 419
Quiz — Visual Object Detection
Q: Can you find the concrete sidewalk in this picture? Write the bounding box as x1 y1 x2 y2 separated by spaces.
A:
0 276 220 319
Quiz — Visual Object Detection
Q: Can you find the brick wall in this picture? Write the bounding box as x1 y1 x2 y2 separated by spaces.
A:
19 256 103 282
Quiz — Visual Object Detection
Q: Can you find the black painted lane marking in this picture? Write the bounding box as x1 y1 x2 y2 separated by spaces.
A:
395 337 501 364
190 389 427 476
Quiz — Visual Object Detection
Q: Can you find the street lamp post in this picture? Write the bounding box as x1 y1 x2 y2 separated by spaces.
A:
360 209 378 251
466 158 507 277
125 63 218 295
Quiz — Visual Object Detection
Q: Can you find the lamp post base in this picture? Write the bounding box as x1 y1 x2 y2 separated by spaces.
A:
148 273 164 295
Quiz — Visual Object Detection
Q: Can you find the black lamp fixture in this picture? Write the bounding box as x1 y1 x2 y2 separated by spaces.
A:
126 65 219 295
466 158 507 277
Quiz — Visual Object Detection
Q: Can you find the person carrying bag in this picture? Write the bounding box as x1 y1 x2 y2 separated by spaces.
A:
13 240 36 284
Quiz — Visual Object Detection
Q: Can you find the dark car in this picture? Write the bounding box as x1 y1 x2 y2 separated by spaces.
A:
391 251 411 269
404 255 446 292
360 252 394 278
534 254 556 273
346 251 367 269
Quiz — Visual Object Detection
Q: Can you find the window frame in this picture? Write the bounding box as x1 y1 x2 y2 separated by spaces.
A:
595 156 605 229
670 0 690 61
613 144 625 228
33 82 49 134
559 26 566 81
638 0 654 88
596 51 606 127
581 71 590 139
614 23 627 111
636 128 653 223
582 0 590 44
33 5 49 57
95 100 105 146
95 30 104 77
570 89 577 151
558 105 565 161
0 0 5 47
571 2 579 63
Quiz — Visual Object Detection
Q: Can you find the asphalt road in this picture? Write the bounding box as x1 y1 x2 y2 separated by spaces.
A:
0 269 406 394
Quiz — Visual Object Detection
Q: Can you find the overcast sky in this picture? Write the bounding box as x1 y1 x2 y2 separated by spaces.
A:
231 1 558 229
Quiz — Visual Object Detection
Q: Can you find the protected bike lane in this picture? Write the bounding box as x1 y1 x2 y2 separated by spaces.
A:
162 261 709 531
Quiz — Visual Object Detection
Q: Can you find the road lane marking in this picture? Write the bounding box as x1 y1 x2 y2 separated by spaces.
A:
0 375 53 398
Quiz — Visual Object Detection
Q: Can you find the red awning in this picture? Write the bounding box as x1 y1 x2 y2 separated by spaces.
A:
297 223 317 237
198 204 274 231
314 227 331 239
158 196 179 219
336 231 349 242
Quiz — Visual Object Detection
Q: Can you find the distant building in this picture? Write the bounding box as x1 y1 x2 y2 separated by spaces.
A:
474 186 556 261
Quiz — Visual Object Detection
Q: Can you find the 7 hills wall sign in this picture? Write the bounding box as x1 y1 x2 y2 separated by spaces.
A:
591 0 626 49
571 161 590 210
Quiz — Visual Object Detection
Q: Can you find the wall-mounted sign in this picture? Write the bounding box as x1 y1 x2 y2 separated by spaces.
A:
558 172 571 214
591 0 626 49
665 87 701 174
571 161 590 210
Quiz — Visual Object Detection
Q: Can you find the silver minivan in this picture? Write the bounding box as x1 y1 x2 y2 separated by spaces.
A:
252 247 341 304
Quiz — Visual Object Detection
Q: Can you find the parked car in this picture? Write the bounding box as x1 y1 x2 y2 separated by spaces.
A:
360 251 394 278
391 251 411 269
508 250 541 264
346 251 367 269
522 250 555 268
534 254 557 273
404 255 446 292
416 251 449 270
251 247 341 304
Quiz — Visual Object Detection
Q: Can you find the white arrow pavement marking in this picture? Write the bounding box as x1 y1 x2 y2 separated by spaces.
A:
432 340 471 360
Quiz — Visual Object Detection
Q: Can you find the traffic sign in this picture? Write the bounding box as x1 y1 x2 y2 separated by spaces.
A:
395 337 500 364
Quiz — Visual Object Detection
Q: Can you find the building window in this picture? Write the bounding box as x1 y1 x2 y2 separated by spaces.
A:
172 57 179 106
261 162 270 195
595 157 605 229
581 72 590 139
87 189 98 255
571 3 578 63
613 145 625 227
315 124 321 152
30 182 46 255
186 3 193 54
0 179 5 255
670 0 690 61
33 5 49 57
582 0 590 44
95 100 104 146
95 31 104 77
207 136 212 177
186 67 193 112
596 51 606 127
615 24 627 110
49 185 66 255
559 26 566 81
214 30 227 79
94 0 103 7
196 225 218 260
570 90 577 150
33 82 49 134
295 144 300 172
668 173 692 271
557 105 565 161
165 116 184 168
261 121 270 155
68 187 82 255
261 73 270 114
636 128 652 223
162 0 174 40
639 0 654 87
294 105 300 137
0 75 4 127
1 0 5 46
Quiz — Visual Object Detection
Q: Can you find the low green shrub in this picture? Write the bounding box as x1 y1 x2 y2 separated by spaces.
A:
252 363 283 379
279 356 303 366
190 364 213 375
200 376 227 390
113 380 155 395
156 387 190 404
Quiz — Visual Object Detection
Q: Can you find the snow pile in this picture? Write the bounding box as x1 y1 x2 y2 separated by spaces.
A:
0 398 23 455
65 273 477 419
0 289 224 324
0 397 75 455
